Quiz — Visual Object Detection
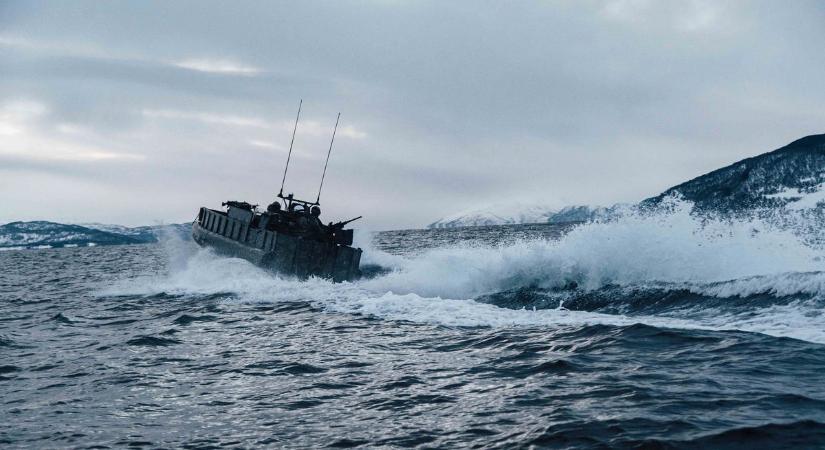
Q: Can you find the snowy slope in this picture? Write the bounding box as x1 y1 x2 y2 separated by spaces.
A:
431 134 825 229
81 222 192 243
427 203 559 228
0 221 192 250
0 222 141 249
764 182 825 210
546 205 618 224
644 134 825 211
427 203 616 228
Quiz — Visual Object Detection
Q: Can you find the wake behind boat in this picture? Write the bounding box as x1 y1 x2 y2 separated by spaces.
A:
192 101 362 281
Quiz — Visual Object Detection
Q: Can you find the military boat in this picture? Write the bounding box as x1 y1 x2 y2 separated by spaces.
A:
191 101 363 282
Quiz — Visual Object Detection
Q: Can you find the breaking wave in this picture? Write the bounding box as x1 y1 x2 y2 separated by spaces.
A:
363 200 825 298
102 200 825 344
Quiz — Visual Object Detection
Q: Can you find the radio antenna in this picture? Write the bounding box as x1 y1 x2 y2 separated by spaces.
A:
315 112 340 205
279 99 302 197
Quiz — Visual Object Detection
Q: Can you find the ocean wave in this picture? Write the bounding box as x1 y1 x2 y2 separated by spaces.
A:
364 199 825 299
100 200 825 344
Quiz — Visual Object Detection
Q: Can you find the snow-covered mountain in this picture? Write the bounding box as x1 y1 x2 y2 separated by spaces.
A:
547 205 618 224
0 221 141 250
80 222 192 243
427 203 559 228
427 203 613 229
644 133 825 212
429 133 825 229
0 221 191 250
7 134 825 241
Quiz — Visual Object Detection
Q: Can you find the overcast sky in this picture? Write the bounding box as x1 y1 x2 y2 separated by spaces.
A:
1 1 824 229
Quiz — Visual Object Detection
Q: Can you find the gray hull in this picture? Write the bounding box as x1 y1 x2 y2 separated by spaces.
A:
192 208 361 282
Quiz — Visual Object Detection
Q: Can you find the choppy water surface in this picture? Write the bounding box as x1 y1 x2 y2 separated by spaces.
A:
3 208 825 448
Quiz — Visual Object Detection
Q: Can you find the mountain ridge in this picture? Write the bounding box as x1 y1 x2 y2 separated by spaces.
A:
0 221 190 250
427 204 617 229
429 133 825 228
643 133 825 211
5 134 825 242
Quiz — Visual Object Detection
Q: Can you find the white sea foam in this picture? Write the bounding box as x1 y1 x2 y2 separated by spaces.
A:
362 200 825 299
101 200 825 344
353 229 406 270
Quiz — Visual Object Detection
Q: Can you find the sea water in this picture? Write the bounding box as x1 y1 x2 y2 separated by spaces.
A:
2 203 825 448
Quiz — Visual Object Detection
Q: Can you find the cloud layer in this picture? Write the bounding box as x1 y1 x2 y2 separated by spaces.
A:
1 1 824 228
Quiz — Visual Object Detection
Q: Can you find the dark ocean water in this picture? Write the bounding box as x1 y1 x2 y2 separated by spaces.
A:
3 214 825 449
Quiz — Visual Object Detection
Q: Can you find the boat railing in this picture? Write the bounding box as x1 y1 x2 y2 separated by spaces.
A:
198 207 280 252
196 206 361 281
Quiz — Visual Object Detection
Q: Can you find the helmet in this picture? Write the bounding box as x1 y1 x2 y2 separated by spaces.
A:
267 202 281 213
310 206 321 216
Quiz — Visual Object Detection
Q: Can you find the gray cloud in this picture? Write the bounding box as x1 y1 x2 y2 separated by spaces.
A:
1 0 824 228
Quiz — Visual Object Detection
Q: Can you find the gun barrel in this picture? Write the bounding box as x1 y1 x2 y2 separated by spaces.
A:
333 215 362 228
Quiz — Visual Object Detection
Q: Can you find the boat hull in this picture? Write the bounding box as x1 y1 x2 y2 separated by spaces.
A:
191 209 361 282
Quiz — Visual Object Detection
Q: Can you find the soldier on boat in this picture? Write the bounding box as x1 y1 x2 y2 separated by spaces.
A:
191 102 363 282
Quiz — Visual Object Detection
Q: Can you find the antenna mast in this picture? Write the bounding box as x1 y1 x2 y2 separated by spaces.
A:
279 99 302 197
315 112 340 205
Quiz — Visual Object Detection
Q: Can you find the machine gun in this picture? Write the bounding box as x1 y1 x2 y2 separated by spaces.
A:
331 216 362 230
327 216 361 246
222 200 256 211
